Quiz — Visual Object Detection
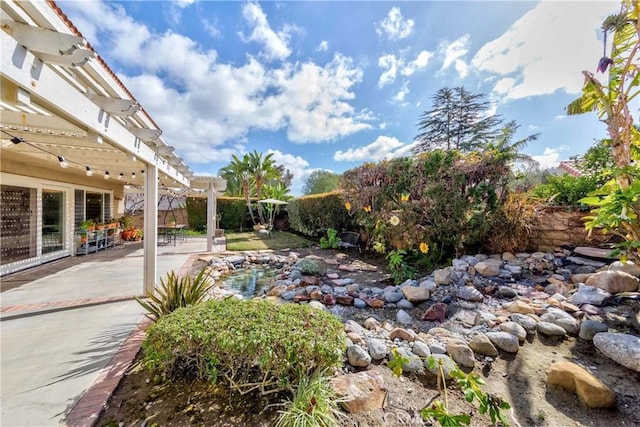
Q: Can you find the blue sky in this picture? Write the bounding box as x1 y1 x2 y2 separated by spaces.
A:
58 1 622 195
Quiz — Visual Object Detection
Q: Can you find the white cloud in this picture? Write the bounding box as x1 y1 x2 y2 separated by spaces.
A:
241 2 291 61
439 35 470 79
376 7 414 40
528 124 539 131
316 40 329 52
555 114 567 120
200 16 221 38
393 83 410 104
334 135 416 162
267 149 313 195
472 2 617 100
378 50 433 87
174 0 195 7
532 147 567 169
62 2 371 165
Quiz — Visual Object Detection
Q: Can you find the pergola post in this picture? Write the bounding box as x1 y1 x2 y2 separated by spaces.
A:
143 164 158 295
207 181 215 252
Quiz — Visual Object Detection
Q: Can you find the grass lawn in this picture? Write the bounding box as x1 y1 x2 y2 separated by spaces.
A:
225 230 314 251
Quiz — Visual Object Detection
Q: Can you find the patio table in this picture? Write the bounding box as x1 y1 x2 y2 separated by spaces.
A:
158 224 186 246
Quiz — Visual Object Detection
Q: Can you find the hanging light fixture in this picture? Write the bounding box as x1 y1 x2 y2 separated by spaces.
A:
58 156 68 168
85 166 93 176
104 171 110 180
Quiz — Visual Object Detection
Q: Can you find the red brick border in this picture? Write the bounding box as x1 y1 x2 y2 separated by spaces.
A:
63 317 151 427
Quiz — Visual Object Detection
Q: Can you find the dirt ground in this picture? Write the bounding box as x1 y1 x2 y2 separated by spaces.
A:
97 248 640 427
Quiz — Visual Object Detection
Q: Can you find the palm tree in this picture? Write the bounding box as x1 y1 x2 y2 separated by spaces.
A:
220 154 256 224
246 150 281 224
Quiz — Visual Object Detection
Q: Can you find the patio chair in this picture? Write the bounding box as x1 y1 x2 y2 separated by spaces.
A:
339 231 360 252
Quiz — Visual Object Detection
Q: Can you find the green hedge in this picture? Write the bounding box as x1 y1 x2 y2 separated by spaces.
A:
529 175 599 206
142 298 345 395
287 191 354 237
186 197 251 231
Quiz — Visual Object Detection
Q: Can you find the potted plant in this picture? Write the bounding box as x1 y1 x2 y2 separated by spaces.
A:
119 215 136 241
80 219 95 231
79 231 88 244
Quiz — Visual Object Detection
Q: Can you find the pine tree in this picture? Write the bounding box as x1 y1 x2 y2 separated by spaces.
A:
413 87 502 153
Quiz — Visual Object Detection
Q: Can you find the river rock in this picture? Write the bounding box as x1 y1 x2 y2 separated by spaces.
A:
331 370 387 413
609 260 640 277
425 354 458 379
397 299 414 309
354 298 367 309
507 300 535 314
537 321 566 337
347 345 371 367
509 313 538 334
586 270 640 294
345 320 366 335
308 300 326 311
570 284 611 306
389 328 416 342
396 309 413 325
475 261 500 277
546 307 580 335
412 341 431 358
468 333 498 356
547 361 616 408
486 331 519 353
499 321 527 343
593 333 640 372
579 320 608 341
402 286 430 303
498 286 517 299
384 291 403 303
475 311 497 326
419 279 438 291
336 295 354 306
421 303 448 322
394 347 423 373
434 267 456 285
366 338 388 360
458 286 484 302
365 298 385 309
446 340 475 368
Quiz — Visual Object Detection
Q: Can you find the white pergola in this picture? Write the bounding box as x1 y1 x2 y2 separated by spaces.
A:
0 1 225 294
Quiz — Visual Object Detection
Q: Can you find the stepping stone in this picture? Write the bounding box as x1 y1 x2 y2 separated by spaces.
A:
574 246 619 260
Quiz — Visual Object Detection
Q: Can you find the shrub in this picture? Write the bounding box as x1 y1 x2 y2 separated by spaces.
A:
136 268 213 321
482 193 538 253
529 175 600 206
319 228 340 249
276 369 343 427
142 298 345 395
293 258 327 276
186 196 251 231
287 192 354 237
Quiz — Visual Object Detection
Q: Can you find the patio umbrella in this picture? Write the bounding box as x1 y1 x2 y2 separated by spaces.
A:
258 198 289 227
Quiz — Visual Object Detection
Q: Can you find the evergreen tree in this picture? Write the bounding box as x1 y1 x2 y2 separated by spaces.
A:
413 87 502 153
302 170 340 195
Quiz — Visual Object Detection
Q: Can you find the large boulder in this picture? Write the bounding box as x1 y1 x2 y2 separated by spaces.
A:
446 340 475 368
485 331 519 353
475 261 501 277
331 370 387 413
402 286 430 303
608 260 640 277
468 333 498 356
593 333 640 372
570 284 611 306
585 270 639 294
547 361 616 408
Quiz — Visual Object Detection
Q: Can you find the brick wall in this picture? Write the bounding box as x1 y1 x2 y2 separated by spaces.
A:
529 207 615 252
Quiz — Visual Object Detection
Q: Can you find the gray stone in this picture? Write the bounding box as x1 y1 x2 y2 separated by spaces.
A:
504 264 523 276
331 371 387 413
384 291 403 303
419 280 437 291
425 354 458 379
281 290 296 301
462 255 479 266
593 333 640 372
446 340 476 368
475 261 500 277
345 320 367 335
570 284 611 306
394 347 423 373
567 256 606 268
537 321 566 336
509 313 538 333
475 311 497 326
397 299 414 309
402 286 430 303
468 333 498 356
485 331 519 353
499 321 527 343
429 343 447 354
434 267 456 285
546 307 580 335
412 341 431 358
308 301 326 311
366 338 388 360
396 309 413 325
579 320 608 341
498 286 517 298
347 345 371 367
609 260 640 278
354 298 367 309
363 317 381 330
586 270 640 294
458 286 484 302
452 259 470 271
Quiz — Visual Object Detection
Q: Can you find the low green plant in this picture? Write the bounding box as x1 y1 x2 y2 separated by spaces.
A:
142 298 345 396
276 369 343 427
294 258 327 276
386 249 415 284
319 228 340 249
135 268 213 321
80 219 95 230
529 175 600 206
422 356 511 427
388 347 410 377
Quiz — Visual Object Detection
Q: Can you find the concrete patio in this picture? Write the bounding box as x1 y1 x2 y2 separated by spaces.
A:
0 237 213 426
